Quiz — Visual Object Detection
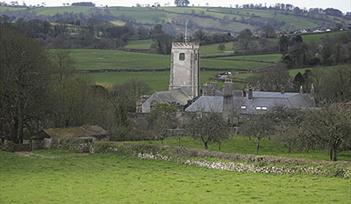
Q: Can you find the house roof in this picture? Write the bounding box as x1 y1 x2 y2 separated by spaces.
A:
185 91 315 114
42 125 110 139
142 88 192 113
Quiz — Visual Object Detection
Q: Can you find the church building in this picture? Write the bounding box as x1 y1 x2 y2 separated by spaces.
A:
139 42 200 113
138 41 315 115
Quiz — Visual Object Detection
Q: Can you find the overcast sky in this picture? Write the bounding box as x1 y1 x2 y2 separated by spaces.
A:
5 0 351 12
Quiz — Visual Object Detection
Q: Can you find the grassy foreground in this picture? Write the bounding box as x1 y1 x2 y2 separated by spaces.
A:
0 150 350 204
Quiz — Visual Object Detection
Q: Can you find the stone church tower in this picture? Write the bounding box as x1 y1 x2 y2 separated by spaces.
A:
169 42 200 98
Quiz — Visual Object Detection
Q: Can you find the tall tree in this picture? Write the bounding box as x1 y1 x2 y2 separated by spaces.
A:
238 29 253 50
247 64 292 92
0 23 51 143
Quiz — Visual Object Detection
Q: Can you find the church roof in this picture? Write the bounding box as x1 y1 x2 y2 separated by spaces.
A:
141 88 192 113
185 91 315 114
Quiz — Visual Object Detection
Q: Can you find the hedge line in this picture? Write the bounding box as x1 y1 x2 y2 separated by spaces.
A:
94 142 351 179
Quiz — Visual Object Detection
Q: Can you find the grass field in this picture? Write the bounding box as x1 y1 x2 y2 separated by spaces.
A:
138 136 351 161
125 39 153 50
51 49 273 71
216 53 282 63
53 49 169 70
0 150 350 204
2 5 348 35
302 31 349 43
84 71 219 91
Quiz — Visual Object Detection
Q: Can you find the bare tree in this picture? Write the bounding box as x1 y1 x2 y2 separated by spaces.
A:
241 114 274 154
301 103 351 161
148 104 178 143
187 112 230 150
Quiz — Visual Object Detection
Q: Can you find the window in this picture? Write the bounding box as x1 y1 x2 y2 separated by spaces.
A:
255 107 262 110
240 106 247 109
262 107 268 111
179 53 185 61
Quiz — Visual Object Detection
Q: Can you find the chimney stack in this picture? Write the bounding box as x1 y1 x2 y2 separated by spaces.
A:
299 85 303 94
224 80 233 97
223 80 234 122
248 88 253 100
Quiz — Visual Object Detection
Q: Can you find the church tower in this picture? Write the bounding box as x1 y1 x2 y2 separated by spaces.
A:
169 42 200 98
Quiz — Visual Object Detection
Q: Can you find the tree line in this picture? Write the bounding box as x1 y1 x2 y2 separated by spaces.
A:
0 23 150 144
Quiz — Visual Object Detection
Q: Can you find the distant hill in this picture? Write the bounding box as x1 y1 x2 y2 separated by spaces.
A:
0 6 350 35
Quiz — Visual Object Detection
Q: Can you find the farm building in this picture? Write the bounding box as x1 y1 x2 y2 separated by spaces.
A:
39 125 110 141
32 125 110 152
186 81 315 115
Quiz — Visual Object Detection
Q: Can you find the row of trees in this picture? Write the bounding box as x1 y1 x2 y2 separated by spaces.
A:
241 105 351 161
148 102 351 161
0 23 150 143
0 15 149 49
280 32 351 68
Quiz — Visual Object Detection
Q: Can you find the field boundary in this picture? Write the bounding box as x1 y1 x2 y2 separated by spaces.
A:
93 142 351 178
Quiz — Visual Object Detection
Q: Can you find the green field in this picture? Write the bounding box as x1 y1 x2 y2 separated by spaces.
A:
0 150 349 204
53 49 169 70
51 49 273 71
2 5 349 34
200 42 235 55
84 71 219 91
138 136 351 161
302 31 349 43
125 39 153 50
216 53 282 63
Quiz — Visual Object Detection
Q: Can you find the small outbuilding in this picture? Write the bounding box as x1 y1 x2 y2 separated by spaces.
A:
33 125 110 152
40 125 110 141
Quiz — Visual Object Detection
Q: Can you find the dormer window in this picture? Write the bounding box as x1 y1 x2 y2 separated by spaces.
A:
256 107 262 110
262 107 268 111
240 106 247 109
179 53 185 61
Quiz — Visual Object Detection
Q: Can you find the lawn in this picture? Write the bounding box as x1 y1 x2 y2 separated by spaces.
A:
0 150 349 204
138 136 351 161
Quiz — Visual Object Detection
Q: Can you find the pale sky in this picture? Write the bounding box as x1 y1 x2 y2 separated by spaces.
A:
5 0 351 12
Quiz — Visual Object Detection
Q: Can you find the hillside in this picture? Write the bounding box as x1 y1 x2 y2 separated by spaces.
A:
1 5 350 35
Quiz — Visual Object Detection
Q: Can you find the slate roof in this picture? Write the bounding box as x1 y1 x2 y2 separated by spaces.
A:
141 88 192 113
185 91 315 114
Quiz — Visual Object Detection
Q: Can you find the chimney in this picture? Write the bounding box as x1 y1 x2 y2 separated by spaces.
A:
223 80 234 122
310 83 315 95
248 88 253 100
242 89 247 97
224 80 233 97
299 85 303 94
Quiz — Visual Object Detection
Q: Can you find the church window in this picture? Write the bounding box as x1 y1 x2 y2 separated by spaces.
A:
179 53 185 61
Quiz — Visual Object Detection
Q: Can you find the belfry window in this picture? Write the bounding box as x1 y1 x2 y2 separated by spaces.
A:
179 53 185 61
